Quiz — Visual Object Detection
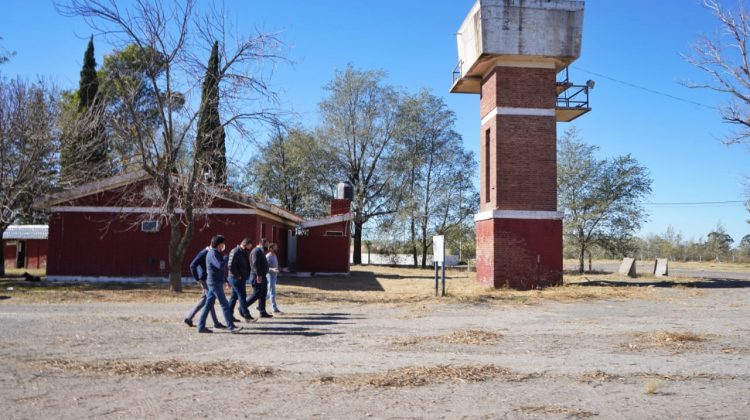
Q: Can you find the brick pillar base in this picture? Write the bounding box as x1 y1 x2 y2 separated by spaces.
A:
476 217 562 290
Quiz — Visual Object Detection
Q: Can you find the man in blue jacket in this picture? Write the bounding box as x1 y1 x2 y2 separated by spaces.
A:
183 245 225 328
246 238 272 318
197 235 242 333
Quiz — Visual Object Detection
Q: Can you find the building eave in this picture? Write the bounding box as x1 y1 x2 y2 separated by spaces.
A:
301 212 353 228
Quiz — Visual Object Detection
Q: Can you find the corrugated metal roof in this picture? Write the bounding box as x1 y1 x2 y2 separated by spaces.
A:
2 225 48 240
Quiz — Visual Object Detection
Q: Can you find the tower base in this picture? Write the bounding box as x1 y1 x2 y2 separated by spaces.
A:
475 214 563 290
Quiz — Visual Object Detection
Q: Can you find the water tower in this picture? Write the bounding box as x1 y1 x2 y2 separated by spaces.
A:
450 0 590 289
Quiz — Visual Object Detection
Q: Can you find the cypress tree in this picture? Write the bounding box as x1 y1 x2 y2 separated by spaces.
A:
61 36 109 184
195 41 226 184
78 35 99 111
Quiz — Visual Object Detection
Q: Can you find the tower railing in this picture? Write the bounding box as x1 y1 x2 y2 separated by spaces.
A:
452 60 463 85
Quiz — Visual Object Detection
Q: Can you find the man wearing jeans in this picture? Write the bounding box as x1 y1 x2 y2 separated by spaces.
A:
184 245 225 329
246 238 272 318
227 237 256 323
197 235 242 334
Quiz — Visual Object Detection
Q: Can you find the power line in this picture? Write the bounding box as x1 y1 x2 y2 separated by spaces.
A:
572 66 718 110
645 200 745 206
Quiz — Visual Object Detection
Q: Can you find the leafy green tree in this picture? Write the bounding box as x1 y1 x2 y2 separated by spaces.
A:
195 41 226 184
245 127 333 218
558 127 653 273
60 36 109 184
319 66 401 264
98 43 168 171
739 234 750 257
706 224 734 261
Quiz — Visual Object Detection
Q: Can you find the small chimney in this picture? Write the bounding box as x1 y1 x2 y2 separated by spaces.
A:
331 181 353 215
336 181 353 200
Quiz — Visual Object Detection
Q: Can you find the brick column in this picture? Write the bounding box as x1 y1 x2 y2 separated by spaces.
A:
475 64 563 289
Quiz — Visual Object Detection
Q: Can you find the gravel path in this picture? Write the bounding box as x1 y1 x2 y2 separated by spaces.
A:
1 286 749 419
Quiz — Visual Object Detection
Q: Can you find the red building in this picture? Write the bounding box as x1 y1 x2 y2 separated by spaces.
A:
295 198 353 274
35 171 352 281
2 225 48 271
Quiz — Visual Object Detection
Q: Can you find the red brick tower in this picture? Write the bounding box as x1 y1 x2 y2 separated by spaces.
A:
451 0 590 289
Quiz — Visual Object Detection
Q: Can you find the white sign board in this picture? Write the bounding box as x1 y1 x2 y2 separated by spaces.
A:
433 235 445 264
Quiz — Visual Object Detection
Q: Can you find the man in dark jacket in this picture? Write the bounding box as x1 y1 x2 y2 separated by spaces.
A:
227 238 256 322
183 245 225 328
246 238 272 318
197 235 242 333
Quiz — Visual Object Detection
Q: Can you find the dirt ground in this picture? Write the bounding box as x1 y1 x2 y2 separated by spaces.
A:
1 267 749 419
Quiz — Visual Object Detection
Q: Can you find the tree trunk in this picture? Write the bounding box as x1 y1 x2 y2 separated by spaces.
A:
578 244 585 273
410 216 418 267
588 251 592 272
168 218 185 292
352 220 362 264
420 221 429 269
0 226 7 277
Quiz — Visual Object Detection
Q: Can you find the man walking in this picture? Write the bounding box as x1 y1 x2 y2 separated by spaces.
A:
184 245 226 329
228 238 256 323
197 235 242 334
246 237 272 318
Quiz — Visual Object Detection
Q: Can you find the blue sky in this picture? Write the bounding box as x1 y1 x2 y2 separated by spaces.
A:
1 0 749 243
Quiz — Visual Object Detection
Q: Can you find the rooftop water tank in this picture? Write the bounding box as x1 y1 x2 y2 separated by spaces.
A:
336 182 353 200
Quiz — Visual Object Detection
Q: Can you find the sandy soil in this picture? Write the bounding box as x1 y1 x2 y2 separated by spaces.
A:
1 270 749 419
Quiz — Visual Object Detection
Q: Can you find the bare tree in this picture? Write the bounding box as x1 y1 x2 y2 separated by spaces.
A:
0 77 59 276
684 0 750 145
391 89 477 267
57 0 285 291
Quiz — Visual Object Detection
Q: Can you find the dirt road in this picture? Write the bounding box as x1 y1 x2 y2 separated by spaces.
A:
1 283 749 419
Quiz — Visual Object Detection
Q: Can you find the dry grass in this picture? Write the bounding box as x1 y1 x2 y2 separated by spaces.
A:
624 331 710 352
633 372 737 382
35 358 274 378
393 329 503 347
317 364 533 388
0 281 206 304
579 370 623 383
517 405 598 418
280 266 655 307
1 265 656 305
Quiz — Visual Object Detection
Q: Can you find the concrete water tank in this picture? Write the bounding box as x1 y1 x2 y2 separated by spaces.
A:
336 182 353 200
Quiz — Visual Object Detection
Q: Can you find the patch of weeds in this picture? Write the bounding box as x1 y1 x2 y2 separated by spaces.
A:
517 405 598 418
623 331 709 352
391 329 502 347
645 381 660 395
316 364 534 388
35 358 274 378
579 370 623 383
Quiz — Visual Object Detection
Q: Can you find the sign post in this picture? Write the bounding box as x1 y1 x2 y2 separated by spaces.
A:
433 235 445 297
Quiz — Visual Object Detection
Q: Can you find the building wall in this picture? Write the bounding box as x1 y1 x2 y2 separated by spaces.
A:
255 214 290 267
475 217 562 290
3 239 47 270
46 211 262 277
297 236 350 273
476 64 562 290
297 216 351 273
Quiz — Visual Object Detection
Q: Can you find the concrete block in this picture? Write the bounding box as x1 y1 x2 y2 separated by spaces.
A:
654 258 669 277
618 257 636 277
